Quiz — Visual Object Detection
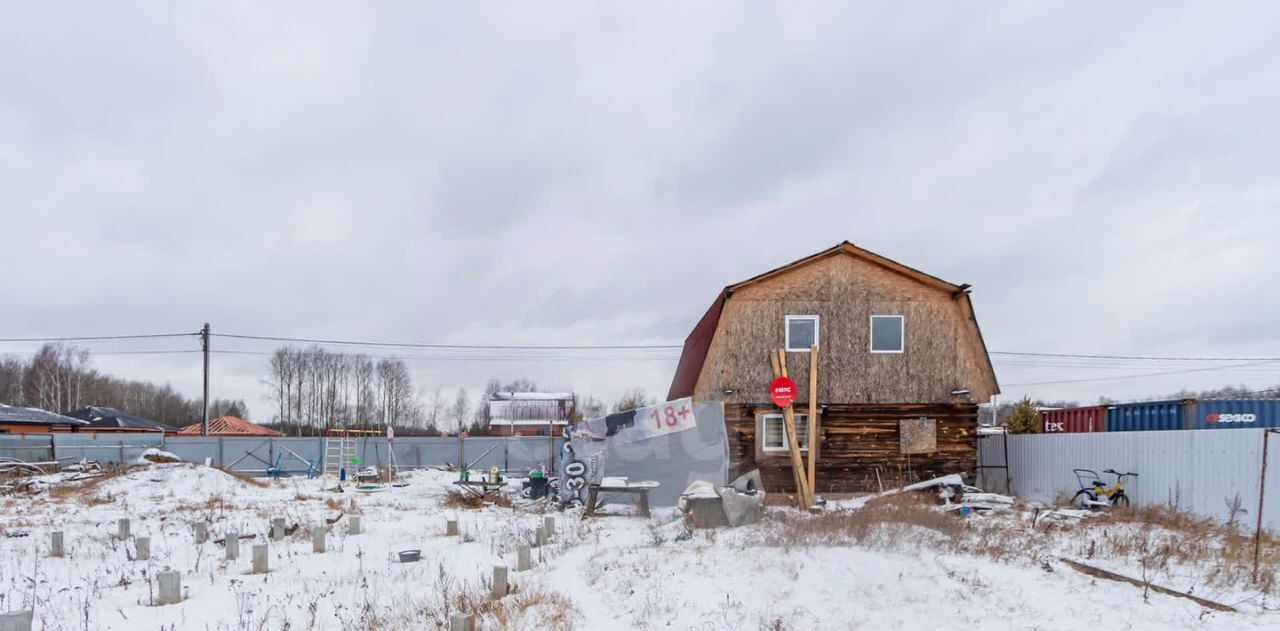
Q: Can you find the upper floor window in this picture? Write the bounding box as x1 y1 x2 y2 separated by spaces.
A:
785 315 819 352
870 315 904 353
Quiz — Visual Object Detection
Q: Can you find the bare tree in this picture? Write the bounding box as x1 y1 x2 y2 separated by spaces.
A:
22 344 91 412
0 358 25 404
613 388 653 413
570 394 607 422
422 387 445 431
450 387 471 432
353 354 375 423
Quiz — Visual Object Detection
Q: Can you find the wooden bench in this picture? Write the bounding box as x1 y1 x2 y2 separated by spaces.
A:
584 484 651 518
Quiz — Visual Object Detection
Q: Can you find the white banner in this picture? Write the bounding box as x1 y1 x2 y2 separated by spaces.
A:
568 397 697 447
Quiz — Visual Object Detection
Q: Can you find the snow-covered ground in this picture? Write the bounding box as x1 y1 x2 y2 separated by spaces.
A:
0 464 1275 630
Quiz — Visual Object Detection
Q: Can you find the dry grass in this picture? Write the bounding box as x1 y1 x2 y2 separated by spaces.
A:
757 494 1031 562
47 467 133 501
442 490 512 510
174 493 236 513
484 589 578 631
753 493 1280 594
224 470 268 488
369 564 580 630
1083 504 1280 593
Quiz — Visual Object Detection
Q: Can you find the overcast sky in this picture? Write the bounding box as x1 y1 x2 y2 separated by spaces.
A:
2 2 1278 417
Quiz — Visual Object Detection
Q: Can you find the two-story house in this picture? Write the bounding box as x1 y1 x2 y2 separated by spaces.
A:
667 242 999 493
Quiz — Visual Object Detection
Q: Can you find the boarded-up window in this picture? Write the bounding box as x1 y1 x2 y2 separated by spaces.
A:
899 417 937 454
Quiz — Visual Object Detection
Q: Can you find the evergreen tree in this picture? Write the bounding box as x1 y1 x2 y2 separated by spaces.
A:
1005 396 1041 434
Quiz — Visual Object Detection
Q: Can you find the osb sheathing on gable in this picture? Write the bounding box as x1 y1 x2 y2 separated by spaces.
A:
692 253 997 404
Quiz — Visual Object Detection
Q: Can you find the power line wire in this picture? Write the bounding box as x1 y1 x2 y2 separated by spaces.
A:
208 350 677 362
211 332 683 350
1002 359 1280 387
991 350 1280 362
0 333 197 343
5 330 1279 360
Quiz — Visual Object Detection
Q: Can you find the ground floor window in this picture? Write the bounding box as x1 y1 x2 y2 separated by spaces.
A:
761 413 809 453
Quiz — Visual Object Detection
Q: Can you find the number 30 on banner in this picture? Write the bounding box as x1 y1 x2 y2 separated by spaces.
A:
647 399 695 435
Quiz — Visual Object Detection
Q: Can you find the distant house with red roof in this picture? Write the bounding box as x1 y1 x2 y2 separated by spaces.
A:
178 416 283 437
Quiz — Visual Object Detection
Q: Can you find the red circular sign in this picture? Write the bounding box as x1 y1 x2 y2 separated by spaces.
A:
769 377 797 408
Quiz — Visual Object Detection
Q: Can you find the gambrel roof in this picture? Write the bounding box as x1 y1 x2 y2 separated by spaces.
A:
667 241 998 400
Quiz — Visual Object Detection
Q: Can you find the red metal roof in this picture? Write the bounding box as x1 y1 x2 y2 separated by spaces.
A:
666 289 728 401
178 416 283 436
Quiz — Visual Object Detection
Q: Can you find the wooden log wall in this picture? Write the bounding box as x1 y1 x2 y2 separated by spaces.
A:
725 402 978 494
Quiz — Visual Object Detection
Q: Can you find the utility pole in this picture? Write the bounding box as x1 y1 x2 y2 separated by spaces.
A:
201 323 210 437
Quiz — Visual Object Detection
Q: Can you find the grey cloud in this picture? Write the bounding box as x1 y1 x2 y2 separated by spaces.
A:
2 2 1279 411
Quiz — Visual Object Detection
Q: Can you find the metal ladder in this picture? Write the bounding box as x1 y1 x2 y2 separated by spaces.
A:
323 430 356 486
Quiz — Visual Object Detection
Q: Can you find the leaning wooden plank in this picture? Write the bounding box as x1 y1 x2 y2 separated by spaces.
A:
769 349 805 508
784 405 812 508
778 350 813 508
1059 558 1236 613
807 344 818 498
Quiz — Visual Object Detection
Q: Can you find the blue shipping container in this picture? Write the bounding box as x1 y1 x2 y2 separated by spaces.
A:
1106 400 1190 432
1191 399 1280 430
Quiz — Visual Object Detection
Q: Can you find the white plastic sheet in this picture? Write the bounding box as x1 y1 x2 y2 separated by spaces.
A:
566 400 729 507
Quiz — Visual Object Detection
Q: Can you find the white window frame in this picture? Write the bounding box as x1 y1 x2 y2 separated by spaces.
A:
870 315 905 354
761 413 809 453
784 315 819 352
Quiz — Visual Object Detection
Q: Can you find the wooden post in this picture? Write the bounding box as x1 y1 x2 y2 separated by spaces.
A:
769 350 801 504
773 350 812 508
808 345 819 498
1255 429 1277 583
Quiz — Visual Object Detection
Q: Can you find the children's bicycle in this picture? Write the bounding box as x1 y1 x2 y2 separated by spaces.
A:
1072 468 1138 510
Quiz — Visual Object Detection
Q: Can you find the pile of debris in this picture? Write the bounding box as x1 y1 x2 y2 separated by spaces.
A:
890 474 1015 516
678 471 766 528
137 448 181 464
0 457 58 495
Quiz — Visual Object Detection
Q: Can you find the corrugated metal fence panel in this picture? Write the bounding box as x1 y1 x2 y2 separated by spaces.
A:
6 433 563 472
1041 406 1106 433
1192 399 1280 430
52 432 165 464
1105 400 1189 432
163 437 223 467
162 436 564 473
979 429 1280 531
0 434 54 463
391 439 462 470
